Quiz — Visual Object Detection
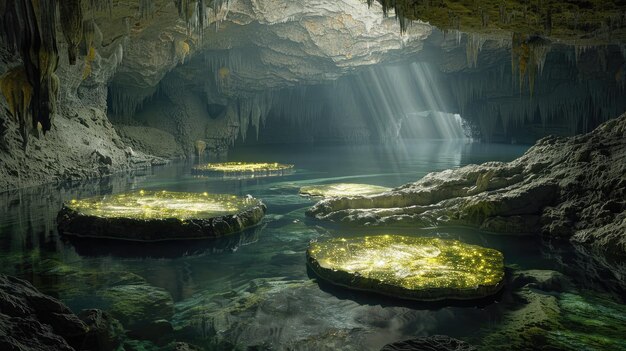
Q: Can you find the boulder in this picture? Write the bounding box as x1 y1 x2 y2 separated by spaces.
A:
308 113 626 258
0 274 87 350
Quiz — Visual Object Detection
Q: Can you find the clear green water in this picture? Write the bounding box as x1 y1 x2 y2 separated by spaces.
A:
1 141 624 350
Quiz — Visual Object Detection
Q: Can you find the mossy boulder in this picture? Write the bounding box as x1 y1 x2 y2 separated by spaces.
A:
57 190 266 241
99 284 175 331
477 269 626 350
307 235 505 301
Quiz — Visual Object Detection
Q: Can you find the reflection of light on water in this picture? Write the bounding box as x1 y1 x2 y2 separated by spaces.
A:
194 162 294 173
310 235 503 290
68 190 260 220
300 183 390 197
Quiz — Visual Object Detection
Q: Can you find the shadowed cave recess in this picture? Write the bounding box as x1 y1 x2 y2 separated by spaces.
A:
1 1 626 351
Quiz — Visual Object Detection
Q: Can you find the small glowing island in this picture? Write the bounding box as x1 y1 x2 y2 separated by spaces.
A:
192 162 294 177
57 190 266 241
307 235 504 301
299 183 391 198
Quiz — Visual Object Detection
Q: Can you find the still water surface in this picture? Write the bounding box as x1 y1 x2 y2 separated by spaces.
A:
1 141 623 350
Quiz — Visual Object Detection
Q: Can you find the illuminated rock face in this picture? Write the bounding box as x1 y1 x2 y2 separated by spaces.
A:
307 235 504 301
192 162 294 177
57 191 266 241
300 183 391 198
308 114 626 257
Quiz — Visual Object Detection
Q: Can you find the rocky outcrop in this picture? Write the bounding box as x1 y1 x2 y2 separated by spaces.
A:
475 269 626 350
0 274 87 350
308 113 626 257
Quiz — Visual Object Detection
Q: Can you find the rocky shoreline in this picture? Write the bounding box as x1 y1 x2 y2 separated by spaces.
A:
308 113 626 258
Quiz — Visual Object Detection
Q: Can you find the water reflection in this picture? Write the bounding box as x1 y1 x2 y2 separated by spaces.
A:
0 141 624 349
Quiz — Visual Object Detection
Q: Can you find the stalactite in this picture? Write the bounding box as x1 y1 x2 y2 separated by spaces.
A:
0 67 34 144
450 44 626 142
139 0 155 19
465 33 485 69
108 84 158 117
1 0 61 148
88 0 112 16
59 0 83 65
82 20 97 79
367 0 411 33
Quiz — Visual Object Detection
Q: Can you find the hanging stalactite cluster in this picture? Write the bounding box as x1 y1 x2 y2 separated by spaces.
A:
367 0 415 33
511 33 551 95
0 0 123 148
139 0 156 19
1 0 60 148
60 0 83 65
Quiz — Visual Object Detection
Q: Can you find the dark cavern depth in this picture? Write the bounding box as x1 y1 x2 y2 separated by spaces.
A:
1 1 625 350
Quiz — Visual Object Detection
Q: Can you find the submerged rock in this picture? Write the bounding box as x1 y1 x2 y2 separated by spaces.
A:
99 284 175 333
307 113 626 257
380 335 477 351
0 274 87 350
300 183 391 198
307 236 505 301
57 190 266 241
78 309 125 351
476 269 626 350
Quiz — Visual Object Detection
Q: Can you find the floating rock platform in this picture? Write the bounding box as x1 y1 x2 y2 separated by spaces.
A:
192 162 294 177
57 190 266 241
300 183 391 198
307 235 504 301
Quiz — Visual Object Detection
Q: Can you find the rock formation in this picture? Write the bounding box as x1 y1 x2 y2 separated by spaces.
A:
307 236 505 301
0 274 87 350
308 113 626 258
0 0 624 192
380 335 477 351
57 191 267 241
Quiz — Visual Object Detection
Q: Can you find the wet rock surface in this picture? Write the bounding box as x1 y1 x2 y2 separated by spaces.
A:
0 274 86 350
475 269 626 350
308 113 626 257
380 335 477 351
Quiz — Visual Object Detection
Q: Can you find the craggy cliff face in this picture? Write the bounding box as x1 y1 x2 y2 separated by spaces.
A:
0 0 625 190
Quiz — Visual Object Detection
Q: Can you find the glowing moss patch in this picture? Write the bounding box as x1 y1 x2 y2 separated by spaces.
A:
192 162 294 177
300 183 391 198
307 235 504 301
57 190 266 241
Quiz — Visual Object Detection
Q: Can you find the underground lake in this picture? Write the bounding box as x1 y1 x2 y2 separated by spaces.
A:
1 1 625 350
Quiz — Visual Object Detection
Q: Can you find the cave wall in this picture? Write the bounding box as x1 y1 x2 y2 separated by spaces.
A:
0 33 161 191
1 0 625 191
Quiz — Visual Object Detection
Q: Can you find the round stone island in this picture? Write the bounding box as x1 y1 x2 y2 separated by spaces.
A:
57 190 266 241
192 162 294 177
307 235 504 301
299 183 391 198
